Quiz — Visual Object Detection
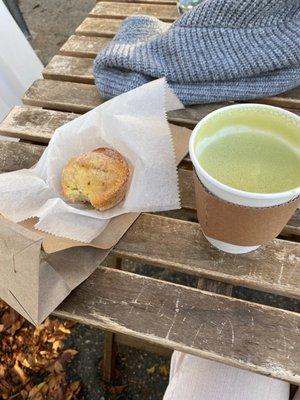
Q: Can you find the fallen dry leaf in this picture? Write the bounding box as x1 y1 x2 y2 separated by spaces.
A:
0 364 5 378
54 361 64 374
53 340 63 352
159 365 169 377
0 300 80 399
109 384 128 394
58 325 71 334
12 360 28 384
146 365 156 375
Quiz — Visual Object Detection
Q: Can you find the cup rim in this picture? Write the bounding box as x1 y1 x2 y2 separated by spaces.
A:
189 103 300 200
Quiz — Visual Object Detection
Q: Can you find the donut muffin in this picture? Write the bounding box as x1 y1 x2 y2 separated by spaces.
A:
61 147 130 211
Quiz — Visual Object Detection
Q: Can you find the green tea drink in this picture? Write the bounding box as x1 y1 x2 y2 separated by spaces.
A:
197 131 300 194
190 104 300 254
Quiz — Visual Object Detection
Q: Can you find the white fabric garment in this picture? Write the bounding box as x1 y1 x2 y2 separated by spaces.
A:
163 351 298 400
0 1 42 122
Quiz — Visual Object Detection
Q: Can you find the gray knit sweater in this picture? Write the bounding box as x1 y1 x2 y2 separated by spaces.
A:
93 0 300 105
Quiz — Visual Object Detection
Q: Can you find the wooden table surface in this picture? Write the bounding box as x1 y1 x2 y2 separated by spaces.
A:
0 0 299 385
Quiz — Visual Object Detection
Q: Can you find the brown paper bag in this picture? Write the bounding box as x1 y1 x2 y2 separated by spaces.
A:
0 217 109 324
0 125 191 324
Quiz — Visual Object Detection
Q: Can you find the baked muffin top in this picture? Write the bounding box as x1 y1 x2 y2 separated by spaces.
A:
61 147 130 211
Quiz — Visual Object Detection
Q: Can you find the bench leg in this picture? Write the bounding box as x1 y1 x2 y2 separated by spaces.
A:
197 277 233 296
102 256 123 382
103 331 117 382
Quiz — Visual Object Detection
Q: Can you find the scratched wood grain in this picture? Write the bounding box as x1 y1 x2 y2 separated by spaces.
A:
97 0 176 5
43 55 95 84
22 81 300 129
90 2 178 22
60 35 110 58
0 106 78 143
76 17 122 37
0 104 202 146
23 80 103 113
255 87 300 110
53 266 300 384
0 141 44 172
113 213 300 298
0 140 299 298
21 81 226 127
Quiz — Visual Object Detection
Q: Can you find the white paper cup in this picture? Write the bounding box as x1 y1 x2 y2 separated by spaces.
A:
189 103 300 254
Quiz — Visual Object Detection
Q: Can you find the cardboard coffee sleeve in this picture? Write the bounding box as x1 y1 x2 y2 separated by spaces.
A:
194 171 299 246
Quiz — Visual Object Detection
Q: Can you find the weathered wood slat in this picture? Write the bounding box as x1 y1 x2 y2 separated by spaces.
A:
22 80 300 130
43 55 95 84
113 213 300 299
0 141 44 172
21 80 226 125
0 139 299 298
23 80 103 113
76 17 122 37
286 213 300 237
0 105 198 144
0 103 239 144
60 35 110 58
0 106 78 143
256 87 300 110
53 266 300 384
168 102 232 126
98 0 176 4
0 108 195 168
90 2 178 22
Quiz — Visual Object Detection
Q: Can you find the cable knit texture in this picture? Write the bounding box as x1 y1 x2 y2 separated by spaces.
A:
93 0 300 105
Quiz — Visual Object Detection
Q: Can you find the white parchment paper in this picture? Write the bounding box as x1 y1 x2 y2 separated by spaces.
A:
0 79 184 242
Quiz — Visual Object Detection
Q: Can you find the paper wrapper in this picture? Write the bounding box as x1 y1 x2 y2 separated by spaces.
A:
194 172 300 246
19 122 190 254
0 78 184 243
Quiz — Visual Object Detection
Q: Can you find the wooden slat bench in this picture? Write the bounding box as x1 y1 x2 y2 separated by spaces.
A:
53 267 300 383
0 0 299 389
76 17 122 37
60 35 110 58
99 0 177 4
89 2 178 21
